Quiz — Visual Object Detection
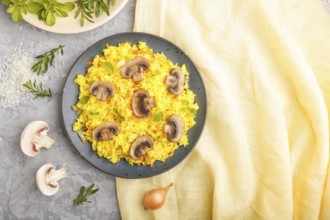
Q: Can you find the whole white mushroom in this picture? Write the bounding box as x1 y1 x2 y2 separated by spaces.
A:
36 164 67 196
20 121 54 157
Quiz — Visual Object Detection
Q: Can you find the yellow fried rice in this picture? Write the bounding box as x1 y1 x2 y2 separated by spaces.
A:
72 42 198 166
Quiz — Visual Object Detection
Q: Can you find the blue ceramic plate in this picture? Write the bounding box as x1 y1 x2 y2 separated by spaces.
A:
62 32 207 178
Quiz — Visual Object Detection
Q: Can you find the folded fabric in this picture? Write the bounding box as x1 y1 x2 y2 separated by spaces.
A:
116 0 330 219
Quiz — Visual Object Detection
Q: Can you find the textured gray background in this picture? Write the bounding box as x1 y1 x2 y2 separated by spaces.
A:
1 0 330 219
0 0 135 219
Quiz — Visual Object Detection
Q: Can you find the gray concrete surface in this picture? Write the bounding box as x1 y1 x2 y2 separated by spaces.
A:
0 0 135 219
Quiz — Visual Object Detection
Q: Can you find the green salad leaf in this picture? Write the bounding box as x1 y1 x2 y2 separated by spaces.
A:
2 0 116 26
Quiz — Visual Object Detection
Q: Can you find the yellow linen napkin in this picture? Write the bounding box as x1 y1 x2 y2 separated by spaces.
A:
116 0 330 219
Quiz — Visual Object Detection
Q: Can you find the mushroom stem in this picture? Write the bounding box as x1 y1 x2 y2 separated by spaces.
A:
32 135 54 149
95 87 108 100
165 76 177 86
143 97 156 110
132 72 145 82
46 167 67 184
163 124 172 134
164 115 184 142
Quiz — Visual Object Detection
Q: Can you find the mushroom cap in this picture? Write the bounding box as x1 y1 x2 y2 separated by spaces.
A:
132 89 156 118
164 115 185 142
36 164 64 196
129 136 154 159
121 56 150 82
165 69 185 95
90 81 114 101
20 121 53 157
92 122 119 141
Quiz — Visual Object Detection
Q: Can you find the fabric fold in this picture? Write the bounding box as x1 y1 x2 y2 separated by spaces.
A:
116 0 330 219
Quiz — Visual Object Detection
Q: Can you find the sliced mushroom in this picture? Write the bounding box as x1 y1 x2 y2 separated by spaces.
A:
121 56 150 82
90 81 114 101
132 89 156 118
20 121 54 157
129 136 154 159
92 122 119 141
164 115 185 142
36 164 67 196
165 69 185 95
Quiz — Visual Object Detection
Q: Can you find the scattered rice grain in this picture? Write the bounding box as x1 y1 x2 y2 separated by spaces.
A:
0 49 46 110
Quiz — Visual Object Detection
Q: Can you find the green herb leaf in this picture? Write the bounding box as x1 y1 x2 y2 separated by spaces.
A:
39 9 46 20
153 112 163 122
181 99 189 106
113 108 125 121
3 0 75 25
73 0 112 27
11 7 23 22
103 62 113 74
60 2 75 11
7 5 15 13
189 108 197 116
1 0 11 6
54 9 68 17
26 2 43 14
86 184 95 195
79 96 90 104
73 184 99 206
22 80 53 99
74 0 94 27
32 45 65 75
45 11 56 26
72 105 83 115
76 129 87 144
37 0 74 25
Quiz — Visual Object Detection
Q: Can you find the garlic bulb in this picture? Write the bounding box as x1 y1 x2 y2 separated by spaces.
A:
143 183 174 210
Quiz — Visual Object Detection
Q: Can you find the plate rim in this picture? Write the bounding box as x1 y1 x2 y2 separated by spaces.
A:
23 0 128 34
61 32 207 178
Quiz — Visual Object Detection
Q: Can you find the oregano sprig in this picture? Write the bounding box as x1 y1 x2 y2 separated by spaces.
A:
73 184 99 206
31 45 64 75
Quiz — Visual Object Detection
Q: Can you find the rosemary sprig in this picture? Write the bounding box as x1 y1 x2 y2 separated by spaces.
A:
94 0 109 17
73 184 99 206
23 80 53 99
74 0 116 27
31 45 64 75
74 0 94 27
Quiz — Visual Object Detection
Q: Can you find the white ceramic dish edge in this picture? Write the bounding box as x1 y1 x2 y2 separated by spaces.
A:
23 0 128 34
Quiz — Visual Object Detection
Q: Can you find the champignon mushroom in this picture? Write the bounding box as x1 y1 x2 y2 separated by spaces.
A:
36 164 67 196
121 56 150 82
20 121 54 157
164 115 185 142
165 69 185 95
129 136 154 159
90 81 114 101
132 89 156 118
92 122 119 141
